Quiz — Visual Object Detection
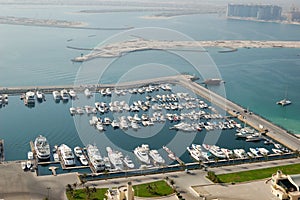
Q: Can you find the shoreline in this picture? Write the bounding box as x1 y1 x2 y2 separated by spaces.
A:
227 16 300 26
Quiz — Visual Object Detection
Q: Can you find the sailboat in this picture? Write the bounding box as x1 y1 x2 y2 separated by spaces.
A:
277 88 291 106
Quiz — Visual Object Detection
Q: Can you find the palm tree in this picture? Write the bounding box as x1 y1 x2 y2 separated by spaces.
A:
85 186 91 200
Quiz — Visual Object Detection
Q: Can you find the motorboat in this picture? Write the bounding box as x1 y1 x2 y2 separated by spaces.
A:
103 157 112 169
162 146 176 160
221 148 233 159
69 107 76 115
26 160 32 169
257 147 269 155
272 148 283 154
21 162 26 170
233 149 247 158
79 155 88 166
36 91 44 101
74 146 83 158
69 90 77 98
24 91 35 105
134 144 150 164
34 135 50 160
249 148 260 157
59 144 76 166
84 88 93 98
187 146 201 161
106 147 123 170
209 145 226 159
96 122 105 132
111 120 119 129
52 91 61 100
123 155 135 169
149 149 165 164
53 153 59 162
86 144 105 172
60 89 69 101
27 151 33 160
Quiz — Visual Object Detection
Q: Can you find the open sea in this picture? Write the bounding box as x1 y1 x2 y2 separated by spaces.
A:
0 4 299 170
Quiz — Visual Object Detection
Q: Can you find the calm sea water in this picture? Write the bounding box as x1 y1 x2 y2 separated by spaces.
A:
0 5 299 163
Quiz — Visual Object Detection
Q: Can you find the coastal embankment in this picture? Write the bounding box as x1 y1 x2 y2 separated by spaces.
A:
70 39 300 62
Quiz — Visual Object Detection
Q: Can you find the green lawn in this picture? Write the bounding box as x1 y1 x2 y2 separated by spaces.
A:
217 163 300 183
66 188 107 200
133 180 174 197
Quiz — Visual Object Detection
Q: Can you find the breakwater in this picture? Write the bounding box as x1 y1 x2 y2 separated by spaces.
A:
70 39 300 62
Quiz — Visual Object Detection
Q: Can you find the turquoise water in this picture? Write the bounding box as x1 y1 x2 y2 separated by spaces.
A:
0 5 299 163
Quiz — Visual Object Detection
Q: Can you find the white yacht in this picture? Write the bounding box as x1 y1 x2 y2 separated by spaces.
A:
134 144 150 164
59 144 76 166
69 90 77 98
258 147 269 155
103 157 112 169
25 91 35 105
106 147 124 170
36 91 44 101
149 149 165 164
111 120 119 129
272 148 283 154
96 122 104 131
187 146 201 161
60 89 69 101
27 151 33 160
69 107 77 115
209 145 226 159
79 155 88 166
123 155 135 169
220 148 233 159
34 135 50 160
84 88 93 98
233 149 247 158
74 146 83 158
86 144 105 172
52 91 61 100
249 148 260 157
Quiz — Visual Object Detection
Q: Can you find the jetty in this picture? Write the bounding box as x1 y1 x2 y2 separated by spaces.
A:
69 39 300 62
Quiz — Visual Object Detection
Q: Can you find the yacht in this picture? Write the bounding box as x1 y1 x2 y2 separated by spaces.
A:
191 144 210 160
69 107 76 115
209 145 226 159
60 89 69 101
257 147 269 155
111 120 119 129
74 146 83 158
69 90 77 99
277 99 291 106
187 146 201 161
53 153 59 162
162 146 176 160
272 148 283 154
59 144 76 166
103 156 112 169
96 122 105 131
249 148 260 157
27 151 33 160
86 144 105 172
36 91 44 101
221 148 233 159
149 149 165 164
25 91 35 105
134 144 151 164
106 147 124 170
84 88 93 98
123 155 135 169
52 91 61 100
79 155 88 166
233 149 247 158
34 135 50 160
